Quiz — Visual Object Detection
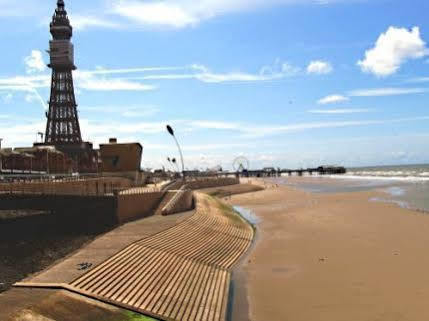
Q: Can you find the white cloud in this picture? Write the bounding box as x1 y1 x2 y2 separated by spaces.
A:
109 0 344 28
80 105 160 118
0 74 49 110
307 60 333 74
189 120 240 130
70 15 122 30
62 116 429 144
237 116 429 138
0 74 50 90
317 94 349 104
82 66 184 75
0 121 46 147
358 26 428 77
24 50 46 73
24 93 39 103
77 77 157 91
317 87 428 104
349 87 428 97
0 0 45 17
308 109 371 114
0 70 157 93
130 61 301 84
73 61 300 88
406 76 429 83
2 93 13 104
112 1 197 28
2 60 301 99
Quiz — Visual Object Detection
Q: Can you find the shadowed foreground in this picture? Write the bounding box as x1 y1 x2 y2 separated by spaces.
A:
13 193 254 321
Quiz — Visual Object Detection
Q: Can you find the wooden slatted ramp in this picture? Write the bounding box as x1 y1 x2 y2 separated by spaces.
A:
66 193 253 321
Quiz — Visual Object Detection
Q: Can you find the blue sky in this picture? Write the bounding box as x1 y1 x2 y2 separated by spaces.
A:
1 0 429 170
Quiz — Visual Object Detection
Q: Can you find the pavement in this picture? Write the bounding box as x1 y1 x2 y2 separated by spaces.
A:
1 288 156 321
0 210 193 321
0 186 256 321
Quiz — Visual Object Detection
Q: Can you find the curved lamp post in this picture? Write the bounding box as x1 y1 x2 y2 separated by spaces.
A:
166 125 185 181
167 157 173 172
0 138 3 173
172 158 180 173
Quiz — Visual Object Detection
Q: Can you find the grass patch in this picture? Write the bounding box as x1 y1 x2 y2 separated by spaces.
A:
204 184 264 199
120 311 159 321
207 189 226 197
210 196 248 226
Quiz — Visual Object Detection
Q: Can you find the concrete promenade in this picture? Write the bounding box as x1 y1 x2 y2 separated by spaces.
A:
6 191 254 321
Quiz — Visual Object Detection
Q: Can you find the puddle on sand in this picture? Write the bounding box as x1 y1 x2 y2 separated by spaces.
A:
370 197 410 209
233 206 261 225
228 206 260 321
385 186 406 196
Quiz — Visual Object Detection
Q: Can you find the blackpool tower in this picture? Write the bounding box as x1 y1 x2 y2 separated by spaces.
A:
36 0 97 172
46 0 81 144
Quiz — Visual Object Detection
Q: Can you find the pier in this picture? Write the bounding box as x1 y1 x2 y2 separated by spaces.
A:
238 166 347 177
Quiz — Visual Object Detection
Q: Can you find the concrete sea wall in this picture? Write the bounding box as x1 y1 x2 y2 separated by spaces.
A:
187 177 239 190
0 177 133 196
0 177 241 227
162 186 194 216
116 191 164 224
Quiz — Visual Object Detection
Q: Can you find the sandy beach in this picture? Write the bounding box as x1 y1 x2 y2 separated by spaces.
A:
228 179 429 321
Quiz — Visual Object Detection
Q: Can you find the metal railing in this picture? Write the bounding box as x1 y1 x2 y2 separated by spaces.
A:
118 186 162 196
0 176 134 197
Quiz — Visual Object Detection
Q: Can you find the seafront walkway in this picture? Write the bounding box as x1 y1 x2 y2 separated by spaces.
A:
12 192 254 321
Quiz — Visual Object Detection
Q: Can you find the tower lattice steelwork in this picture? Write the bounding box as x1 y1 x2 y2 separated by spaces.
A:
35 0 97 173
45 0 82 144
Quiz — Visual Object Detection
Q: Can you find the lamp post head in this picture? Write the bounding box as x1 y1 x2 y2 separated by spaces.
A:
166 125 174 136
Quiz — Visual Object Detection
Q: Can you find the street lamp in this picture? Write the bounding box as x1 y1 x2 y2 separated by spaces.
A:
166 157 174 172
166 125 185 181
46 149 50 175
172 158 180 173
0 138 3 173
37 132 44 143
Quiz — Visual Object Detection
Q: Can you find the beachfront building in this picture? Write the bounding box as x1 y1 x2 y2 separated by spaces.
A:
99 138 145 183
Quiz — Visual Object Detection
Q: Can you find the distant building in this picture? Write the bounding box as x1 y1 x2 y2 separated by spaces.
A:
100 138 142 172
0 146 74 174
99 138 144 183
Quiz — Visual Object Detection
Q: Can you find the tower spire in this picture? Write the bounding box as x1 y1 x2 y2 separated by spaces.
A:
57 0 65 10
50 0 72 40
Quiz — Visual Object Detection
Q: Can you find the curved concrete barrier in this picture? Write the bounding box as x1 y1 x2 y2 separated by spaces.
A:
67 193 254 321
161 186 194 216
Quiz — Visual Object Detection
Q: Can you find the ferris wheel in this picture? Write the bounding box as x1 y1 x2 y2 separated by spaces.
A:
232 156 250 172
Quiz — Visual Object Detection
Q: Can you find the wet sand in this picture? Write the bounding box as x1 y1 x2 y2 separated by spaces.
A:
228 180 429 321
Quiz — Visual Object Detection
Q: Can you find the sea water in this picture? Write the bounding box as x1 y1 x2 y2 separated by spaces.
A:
268 164 429 213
